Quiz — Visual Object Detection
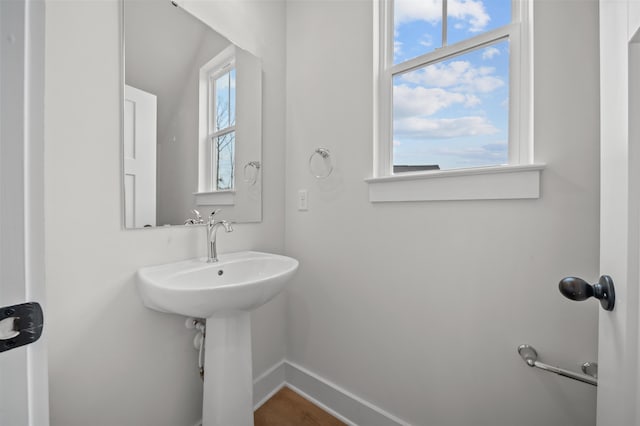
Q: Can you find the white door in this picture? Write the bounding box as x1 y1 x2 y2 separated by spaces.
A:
598 1 640 424
123 85 157 228
0 0 49 424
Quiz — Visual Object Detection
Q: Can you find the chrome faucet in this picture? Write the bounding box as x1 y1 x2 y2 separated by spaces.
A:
207 210 233 263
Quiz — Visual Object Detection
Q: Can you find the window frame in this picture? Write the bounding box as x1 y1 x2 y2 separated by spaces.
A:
370 0 542 201
196 45 237 201
208 64 236 191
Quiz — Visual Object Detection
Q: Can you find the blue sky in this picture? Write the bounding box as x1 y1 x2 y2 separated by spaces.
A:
392 0 512 170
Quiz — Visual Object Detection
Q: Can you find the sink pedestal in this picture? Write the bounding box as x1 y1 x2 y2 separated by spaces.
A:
203 311 254 426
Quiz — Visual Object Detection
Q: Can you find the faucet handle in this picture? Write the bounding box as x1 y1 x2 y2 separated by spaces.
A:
185 209 204 225
208 209 222 222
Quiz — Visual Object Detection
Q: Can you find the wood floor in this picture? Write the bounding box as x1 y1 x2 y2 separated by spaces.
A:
254 387 347 426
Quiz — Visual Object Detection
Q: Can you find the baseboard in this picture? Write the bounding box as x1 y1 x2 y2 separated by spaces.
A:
252 360 286 409
251 359 410 426
195 359 409 425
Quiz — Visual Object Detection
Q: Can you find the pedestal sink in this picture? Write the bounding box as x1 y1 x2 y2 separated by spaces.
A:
137 251 299 426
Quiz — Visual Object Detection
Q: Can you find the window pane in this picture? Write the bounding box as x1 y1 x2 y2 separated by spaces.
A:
392 39 509 171
394 0 443 64
215 71 231 131
447 0 511 46
229 68 236 126
216 131 235 190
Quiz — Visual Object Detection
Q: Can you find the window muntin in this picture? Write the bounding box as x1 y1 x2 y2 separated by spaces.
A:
386 0 519 173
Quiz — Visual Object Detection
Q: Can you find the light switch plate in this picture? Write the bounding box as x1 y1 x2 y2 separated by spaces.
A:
298 189 308 211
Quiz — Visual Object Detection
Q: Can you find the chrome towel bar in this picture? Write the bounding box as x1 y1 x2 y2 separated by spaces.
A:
517 344 597 386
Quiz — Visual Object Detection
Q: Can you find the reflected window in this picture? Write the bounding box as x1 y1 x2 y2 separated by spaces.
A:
209 65 236 190
198 44 241 195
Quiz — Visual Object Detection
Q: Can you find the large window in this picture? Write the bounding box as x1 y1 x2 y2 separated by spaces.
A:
377 0 531 175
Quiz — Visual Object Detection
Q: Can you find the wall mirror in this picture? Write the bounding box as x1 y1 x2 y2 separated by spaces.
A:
122 0 262 229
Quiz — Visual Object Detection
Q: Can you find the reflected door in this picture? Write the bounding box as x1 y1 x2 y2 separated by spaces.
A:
124 85 157 228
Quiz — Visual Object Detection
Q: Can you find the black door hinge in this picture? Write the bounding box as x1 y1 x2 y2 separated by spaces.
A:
0 302 43 353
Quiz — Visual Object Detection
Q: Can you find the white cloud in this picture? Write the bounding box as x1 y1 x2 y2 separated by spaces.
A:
419 34 434 48
394 84 467 118
393 83 484 121
435 141 508 164
394 0 441 27
422 61 474 87
464 94 481 107
448 0 490 33
395 0 490 33
473 74 503 92
482 46 500 60
400 60 504 93
394 116 499 138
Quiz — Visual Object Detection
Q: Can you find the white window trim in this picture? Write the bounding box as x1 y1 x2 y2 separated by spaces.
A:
366 163 544 202
196 45 236 205
192 189 235 206
369 0 542 202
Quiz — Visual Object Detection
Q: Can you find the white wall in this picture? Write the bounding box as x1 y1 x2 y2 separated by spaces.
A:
44 1 286 425
285 1 600 425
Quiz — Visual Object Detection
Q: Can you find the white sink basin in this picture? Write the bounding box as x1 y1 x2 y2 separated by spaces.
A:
137 251 299 318
137 250 298 426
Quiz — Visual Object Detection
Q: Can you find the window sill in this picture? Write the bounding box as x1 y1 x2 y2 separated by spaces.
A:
365 164 545 202
194 190 236 206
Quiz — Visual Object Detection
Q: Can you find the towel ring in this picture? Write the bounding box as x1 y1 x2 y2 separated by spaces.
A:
243 161 261 185
309 148 333 179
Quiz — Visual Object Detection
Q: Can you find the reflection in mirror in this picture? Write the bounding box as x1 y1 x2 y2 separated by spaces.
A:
123 0 262 229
